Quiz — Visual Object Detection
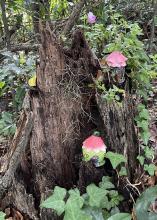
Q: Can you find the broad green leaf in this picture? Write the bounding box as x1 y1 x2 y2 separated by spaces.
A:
110 206 120 216
144 164 156 176
137 120 149 131
68 188 84 208
0 82 5 89
83 207 104 220
137 104 145 111
139 109 150 120
144 147 154 160
64 194 91 220
103 210 110 219
135 185 157 220
137 155 145 165
108 190 123 207
1 112 13 123
106 152 127 169
86 184 107 207
141 131 150 145
41 186 67 216
119 167 127 176
99 176 114 189
107 213 131 220
0 212 5 220
64 211 92 220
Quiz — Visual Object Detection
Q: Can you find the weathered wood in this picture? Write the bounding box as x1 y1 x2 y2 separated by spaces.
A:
78 161 106 193
29 23 84 219
96 93 138 180
0 92 33 199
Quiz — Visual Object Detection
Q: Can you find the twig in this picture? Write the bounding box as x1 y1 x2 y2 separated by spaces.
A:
0 43 39 53
62 0 85 36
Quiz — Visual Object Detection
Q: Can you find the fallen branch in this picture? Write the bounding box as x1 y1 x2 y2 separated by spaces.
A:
0 43 39 54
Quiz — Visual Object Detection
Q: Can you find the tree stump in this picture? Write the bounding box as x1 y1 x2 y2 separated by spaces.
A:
96 93 138 181
0 23 139 219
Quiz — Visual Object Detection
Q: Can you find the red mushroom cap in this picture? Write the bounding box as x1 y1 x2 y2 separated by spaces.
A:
105 51 127 67
82 135 106 152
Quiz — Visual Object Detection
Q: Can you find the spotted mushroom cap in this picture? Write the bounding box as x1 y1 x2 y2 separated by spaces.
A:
82 135 106 153
87 12 96 24
105 51 128 67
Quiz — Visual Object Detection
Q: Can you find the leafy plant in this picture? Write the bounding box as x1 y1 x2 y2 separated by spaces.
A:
50 0 75 19
83 9 155 100
0 212 5 220
96 81 125 103
137 145 156 176
105 151 127 169
135 185 157 220
144 164 156 176
135 104 150 145
0 51 36 103
41 176 126 220
135 104 156 176
0 111 16 137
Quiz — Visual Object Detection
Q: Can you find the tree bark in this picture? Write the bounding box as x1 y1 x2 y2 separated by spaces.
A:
0 0 10 49
96 93 138 181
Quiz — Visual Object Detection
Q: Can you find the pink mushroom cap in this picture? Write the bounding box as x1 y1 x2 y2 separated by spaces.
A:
82 135 106 152
87 12 96 24
105 51 128 67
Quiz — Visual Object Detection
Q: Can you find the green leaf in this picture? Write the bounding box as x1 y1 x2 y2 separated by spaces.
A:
144 164 156 176
99 176 115 189
103 210 110 219
68 188 84 208
107 213 131 220
83 207 104 220
106 152 127 169
135 185 157 220
144 147 154 160
141 131 150 145
0 81 5 89
137 155 145 165
64 194 91 220
139 109 150 120
86 184 108 207
1 112 13 123
137 120 149 131
0 212 5 220
41 186 67 216
119 167 127 176
108 190 123 207
110 207 120 216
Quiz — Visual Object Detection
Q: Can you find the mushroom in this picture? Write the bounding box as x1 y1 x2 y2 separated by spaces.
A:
82 133 106 167
105 51 127 68
105 51 128 85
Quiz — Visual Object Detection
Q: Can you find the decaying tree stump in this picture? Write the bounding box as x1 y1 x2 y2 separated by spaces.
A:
0 22 139 219
0 24 101 219
96 93 138 181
